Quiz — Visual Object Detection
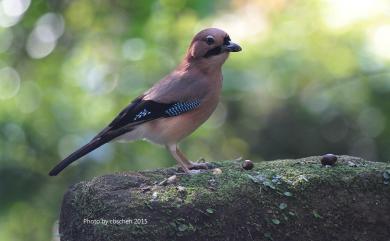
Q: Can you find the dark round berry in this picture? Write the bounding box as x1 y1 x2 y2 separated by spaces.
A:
242 160 254 170
321 154 337 166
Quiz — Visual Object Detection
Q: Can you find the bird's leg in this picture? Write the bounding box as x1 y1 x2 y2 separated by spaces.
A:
166 144 208 173
176 147 209 170
167 144 191 173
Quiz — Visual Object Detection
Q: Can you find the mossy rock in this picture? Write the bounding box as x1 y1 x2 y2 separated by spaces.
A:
59 155 390 241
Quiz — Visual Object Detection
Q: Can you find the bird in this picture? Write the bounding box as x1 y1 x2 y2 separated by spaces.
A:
49 28 241 176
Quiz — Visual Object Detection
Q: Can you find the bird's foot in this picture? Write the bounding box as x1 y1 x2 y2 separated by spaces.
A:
177 162 211 175
188 161 209 170
176 167 206 175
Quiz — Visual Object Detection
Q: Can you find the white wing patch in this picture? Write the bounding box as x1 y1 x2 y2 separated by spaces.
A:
133 109 151 121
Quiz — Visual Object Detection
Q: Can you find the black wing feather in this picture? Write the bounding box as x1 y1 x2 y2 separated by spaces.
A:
107 97 172 130
103 97 201 133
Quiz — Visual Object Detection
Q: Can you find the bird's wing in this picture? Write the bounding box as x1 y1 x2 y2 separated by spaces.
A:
94 95 201 139
103 72 210 135
49 96 201 176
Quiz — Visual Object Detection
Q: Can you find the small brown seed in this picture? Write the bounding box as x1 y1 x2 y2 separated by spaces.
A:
321 154 337 166
242 160 254 170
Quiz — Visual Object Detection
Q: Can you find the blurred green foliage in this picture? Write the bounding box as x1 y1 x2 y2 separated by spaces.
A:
0 0 389 240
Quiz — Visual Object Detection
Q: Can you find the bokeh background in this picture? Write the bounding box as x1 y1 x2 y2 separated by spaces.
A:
0 0 389 240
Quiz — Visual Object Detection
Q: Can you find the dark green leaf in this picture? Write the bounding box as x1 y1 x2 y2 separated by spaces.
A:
206 208 214 214
271 219 280 225
283 192 293 197
279 203 287 210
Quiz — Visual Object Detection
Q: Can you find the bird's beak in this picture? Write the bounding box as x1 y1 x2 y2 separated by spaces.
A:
224 41 242 52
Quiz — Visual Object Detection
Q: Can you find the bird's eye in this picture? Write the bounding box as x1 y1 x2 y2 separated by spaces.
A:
205 35 215 45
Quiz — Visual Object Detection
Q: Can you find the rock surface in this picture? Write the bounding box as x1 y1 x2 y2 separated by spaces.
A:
59 155 390 241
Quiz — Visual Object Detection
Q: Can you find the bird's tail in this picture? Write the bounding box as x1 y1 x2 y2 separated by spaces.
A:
48 138 107 176
49 124 136 176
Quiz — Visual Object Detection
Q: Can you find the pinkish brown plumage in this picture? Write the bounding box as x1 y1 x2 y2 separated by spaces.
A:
49 28 241 176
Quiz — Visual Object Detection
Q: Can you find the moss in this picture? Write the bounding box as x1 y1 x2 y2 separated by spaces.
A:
59 155 390 241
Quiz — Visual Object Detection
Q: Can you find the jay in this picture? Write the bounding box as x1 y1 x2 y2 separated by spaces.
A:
49 28 241 176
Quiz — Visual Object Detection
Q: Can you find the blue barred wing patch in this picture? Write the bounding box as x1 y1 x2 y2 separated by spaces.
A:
165 100 200 117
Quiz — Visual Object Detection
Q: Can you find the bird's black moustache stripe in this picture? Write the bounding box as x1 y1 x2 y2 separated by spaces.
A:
204 46 222 58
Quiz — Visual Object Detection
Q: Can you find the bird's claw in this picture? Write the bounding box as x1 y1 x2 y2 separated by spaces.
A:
177 162 213 174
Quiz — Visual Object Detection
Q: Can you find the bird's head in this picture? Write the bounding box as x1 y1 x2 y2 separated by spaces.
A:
185 28 242 68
